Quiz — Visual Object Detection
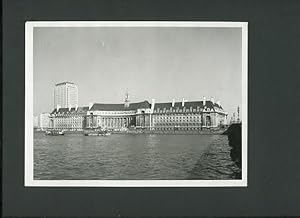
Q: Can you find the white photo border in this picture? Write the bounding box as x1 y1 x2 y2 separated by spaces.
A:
25 21 248 187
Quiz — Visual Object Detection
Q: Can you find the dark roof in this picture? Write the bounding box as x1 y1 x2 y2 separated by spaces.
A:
50 100 223 114
153 100 223 110
90 100 151 111
51 106 89 114
55 82 75 86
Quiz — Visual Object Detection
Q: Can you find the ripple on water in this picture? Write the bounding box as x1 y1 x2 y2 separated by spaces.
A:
187 135 241 180
34 133 241 180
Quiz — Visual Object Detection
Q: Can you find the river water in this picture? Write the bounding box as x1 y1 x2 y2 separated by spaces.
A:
34 133 241 180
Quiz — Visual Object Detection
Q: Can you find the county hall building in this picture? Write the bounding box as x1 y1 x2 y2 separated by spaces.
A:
48 82 228 131
49 92 228 132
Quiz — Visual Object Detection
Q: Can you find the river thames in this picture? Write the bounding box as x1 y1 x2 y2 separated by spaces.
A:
34 133 241 180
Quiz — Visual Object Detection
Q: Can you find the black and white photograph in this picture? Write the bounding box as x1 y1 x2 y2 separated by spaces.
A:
25 21 248 187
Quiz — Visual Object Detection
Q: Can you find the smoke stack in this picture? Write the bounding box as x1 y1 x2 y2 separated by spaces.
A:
211 97 215 104
172 99 175 107
89 102 93 110
203 96 206 106
182 98 185 107
151 99 155 110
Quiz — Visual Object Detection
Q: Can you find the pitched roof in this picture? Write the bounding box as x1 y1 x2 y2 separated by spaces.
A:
153 100 223 110
90 100 151 111
55 82 75 86
50 100 224 114
51 106 89 114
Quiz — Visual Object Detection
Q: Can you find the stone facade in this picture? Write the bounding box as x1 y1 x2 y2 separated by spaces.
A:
49 106 88 131
150 98 227 131
49 97 227 131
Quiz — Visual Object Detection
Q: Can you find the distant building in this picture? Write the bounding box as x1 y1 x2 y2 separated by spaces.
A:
33 115 39 128
39 113 50 130
54 82 78 108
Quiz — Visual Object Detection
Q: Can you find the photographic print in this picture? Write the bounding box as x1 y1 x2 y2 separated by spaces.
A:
25 21 247 187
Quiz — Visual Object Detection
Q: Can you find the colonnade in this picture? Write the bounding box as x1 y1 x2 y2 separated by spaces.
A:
100 116 132 128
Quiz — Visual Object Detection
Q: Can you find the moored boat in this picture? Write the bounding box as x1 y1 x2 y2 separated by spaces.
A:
45 130 64 136
84 129 111 136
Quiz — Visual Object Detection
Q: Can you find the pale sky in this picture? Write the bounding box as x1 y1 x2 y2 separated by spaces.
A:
33 27 242 118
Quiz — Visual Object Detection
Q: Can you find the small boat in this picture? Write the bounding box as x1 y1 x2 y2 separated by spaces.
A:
84 129 111 136
45 130 64 136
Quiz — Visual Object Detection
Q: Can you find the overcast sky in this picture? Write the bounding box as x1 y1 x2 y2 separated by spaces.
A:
33 26 242 118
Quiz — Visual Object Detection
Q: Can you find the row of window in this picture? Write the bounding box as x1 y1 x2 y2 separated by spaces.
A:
90 111 135 115
54 124 82 128
153 114 203 117
153 116 201 121
154 123 202 126
96 117 131 121
52 114 85 117
153 106 215 113
154 127 204 131
54 119 83 123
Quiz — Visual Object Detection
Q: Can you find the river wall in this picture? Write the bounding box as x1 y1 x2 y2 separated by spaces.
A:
114 128 226 135
36 128 227 135
222 123 242 170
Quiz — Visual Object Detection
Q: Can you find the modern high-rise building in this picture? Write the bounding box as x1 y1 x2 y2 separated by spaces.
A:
54 82 78 108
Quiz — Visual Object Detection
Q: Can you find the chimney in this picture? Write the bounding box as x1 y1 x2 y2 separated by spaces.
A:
89 102 93 110
68 105 72 111
151 99 155 110
75 104 78 111
182 98 185 107
203 96 206 106
216 101 220 107
56 104 60 111
172 99 175 107
211 97 215 104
